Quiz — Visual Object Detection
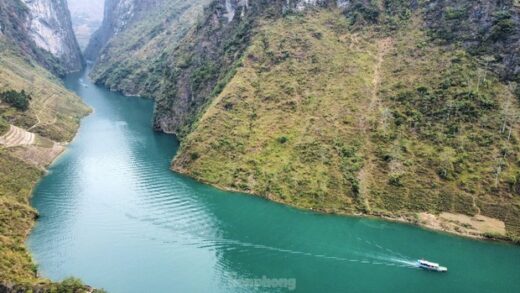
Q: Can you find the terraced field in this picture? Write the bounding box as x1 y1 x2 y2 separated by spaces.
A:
0 125 35 147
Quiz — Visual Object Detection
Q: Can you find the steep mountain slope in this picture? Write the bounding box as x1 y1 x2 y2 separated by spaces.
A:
85 0 211 96
0 0 90 287
0 0 83 75
89 0 520 241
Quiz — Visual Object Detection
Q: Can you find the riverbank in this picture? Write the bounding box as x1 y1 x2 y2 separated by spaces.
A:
0 113 96 290
28 70 520 293
173 164 520 244
0 137 102 291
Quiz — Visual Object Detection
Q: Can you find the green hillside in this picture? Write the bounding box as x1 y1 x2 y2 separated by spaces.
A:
88 0 210 96
0 38 90 142
173 7 520 240
0 36 91 286
87 0 520 241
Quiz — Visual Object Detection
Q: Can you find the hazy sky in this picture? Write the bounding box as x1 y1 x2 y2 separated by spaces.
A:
67 0 105 50
68 0 105 22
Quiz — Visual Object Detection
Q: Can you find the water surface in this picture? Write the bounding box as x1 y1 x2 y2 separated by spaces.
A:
28 70 520 292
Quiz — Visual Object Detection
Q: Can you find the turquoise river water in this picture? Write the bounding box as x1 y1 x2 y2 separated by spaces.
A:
27 70 520 292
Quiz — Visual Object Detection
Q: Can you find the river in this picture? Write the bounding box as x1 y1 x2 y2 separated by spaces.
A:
27 70 520 292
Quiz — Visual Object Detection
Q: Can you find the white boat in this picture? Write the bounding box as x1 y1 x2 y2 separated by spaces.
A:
417 259 448 272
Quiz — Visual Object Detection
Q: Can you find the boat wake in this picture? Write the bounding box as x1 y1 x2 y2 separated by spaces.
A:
99 197 419 270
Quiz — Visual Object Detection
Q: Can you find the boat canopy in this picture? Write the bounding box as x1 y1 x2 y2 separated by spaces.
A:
419 260 439 267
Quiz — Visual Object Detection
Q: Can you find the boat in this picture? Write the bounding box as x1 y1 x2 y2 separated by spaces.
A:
417 259 448 272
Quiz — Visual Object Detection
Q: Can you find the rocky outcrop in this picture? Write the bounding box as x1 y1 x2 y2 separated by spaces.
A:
0 0 82 75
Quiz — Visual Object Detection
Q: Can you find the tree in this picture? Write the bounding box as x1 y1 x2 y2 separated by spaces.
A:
0 89 32 111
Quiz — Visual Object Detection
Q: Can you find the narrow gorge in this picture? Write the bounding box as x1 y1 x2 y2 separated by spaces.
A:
0 0 520 292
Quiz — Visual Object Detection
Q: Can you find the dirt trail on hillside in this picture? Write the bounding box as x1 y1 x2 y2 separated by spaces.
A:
0 125 35 147
357 38 393 211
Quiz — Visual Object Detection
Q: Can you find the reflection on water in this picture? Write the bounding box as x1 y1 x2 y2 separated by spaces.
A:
28 70 520 293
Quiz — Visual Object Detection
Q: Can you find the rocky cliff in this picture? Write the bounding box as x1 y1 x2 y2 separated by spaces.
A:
0 0 83 75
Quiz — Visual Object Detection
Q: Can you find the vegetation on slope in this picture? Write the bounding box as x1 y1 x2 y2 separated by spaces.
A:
0 37 90 142
173 6 520 240
87 0 520 240
152 0 259 135
0 90 32 111
88 0 210 97
423 0 520 83
0 152 41 283
0 36 93 287
0 117 9 136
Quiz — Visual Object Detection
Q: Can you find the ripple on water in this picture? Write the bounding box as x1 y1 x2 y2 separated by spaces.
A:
27 71 520 293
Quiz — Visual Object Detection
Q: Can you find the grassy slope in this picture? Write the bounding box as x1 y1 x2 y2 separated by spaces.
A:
0 37 91 285
174 9 520 239
0 153 41 283
0 37 90 142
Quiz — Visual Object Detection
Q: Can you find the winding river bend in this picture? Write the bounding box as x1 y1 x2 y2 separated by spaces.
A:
28 70 520 292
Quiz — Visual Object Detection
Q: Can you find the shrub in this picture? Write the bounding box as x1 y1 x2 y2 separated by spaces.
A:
277 136 288 144
389 173 403 186
0 90 32 111
190 152 200 161
490 11 515 41
345 2 380 25
445 7 467 20
55 277 87 293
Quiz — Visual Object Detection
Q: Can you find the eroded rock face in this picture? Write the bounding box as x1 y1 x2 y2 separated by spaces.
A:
424 0 520 82
85 0 344 62
0 0 82 74
21 0 83 72
83 0 132 61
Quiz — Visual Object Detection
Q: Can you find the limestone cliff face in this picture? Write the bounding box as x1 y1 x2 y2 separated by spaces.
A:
424 0 520 82
21 0 83 72
83 0 136 61
0 0 83 74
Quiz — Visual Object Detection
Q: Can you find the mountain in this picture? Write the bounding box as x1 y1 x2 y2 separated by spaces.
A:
87 0 520 241
0 0 84 75
0 0 90 286
84 0 210 97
